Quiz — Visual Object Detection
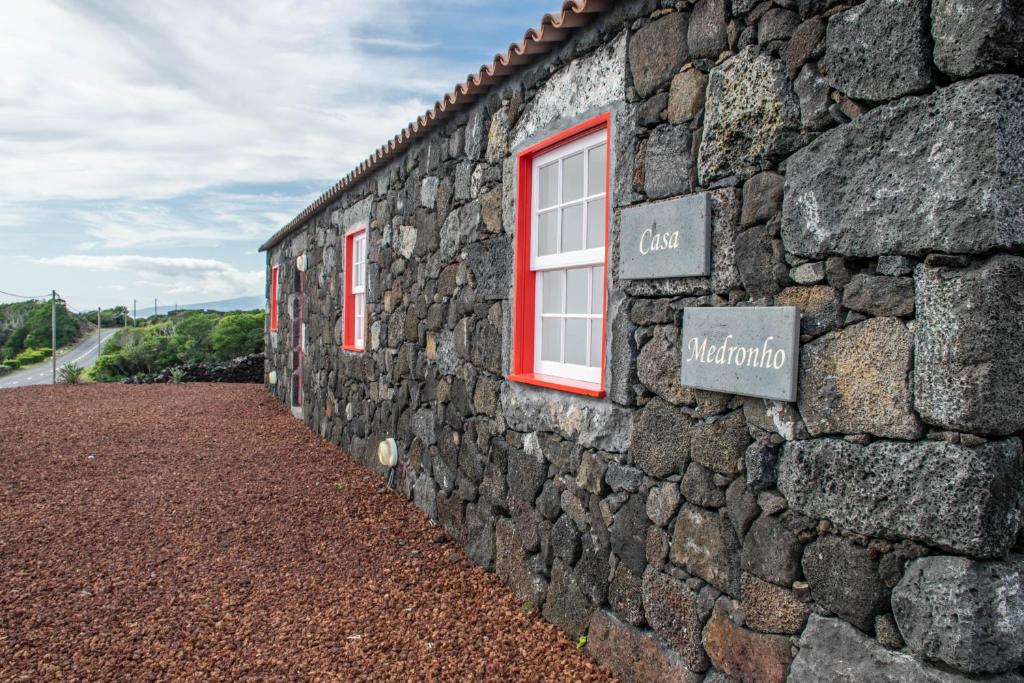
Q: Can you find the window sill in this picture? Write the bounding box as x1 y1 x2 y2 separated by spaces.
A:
507 372 605 398
340 344 364 353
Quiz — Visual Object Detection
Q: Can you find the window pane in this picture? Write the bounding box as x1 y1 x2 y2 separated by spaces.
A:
591 266 604 314
566 268 588 314
589 320 602 368
565 319 587 365
539 163 558 209
561 204 584 253
542 270 563 314
562 152 584 202
538 210 557 256
586 198 605 249
541 318 561 362
587 144 606 196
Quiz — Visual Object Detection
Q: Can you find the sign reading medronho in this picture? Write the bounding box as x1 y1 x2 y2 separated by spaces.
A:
680 307 800 402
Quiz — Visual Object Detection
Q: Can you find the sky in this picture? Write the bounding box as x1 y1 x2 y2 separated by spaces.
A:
0 0 562 311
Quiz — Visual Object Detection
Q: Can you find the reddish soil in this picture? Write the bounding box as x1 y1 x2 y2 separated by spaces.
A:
0 384 615 682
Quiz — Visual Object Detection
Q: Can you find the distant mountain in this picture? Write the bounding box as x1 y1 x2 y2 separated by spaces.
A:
138 296 264 317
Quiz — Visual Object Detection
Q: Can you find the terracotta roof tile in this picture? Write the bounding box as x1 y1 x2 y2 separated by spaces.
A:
259 0 613 252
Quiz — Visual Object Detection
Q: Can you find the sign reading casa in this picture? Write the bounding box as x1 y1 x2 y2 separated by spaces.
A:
619 193 711 279
680 307 800 402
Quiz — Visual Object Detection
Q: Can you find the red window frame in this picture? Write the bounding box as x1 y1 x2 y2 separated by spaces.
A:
269 265 279 332
341 224 367 352
508 112 611 398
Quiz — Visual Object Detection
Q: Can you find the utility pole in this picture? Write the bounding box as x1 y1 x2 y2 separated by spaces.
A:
51 290 57 384
154 298 158 318
97 308 101 351
133 299 137 327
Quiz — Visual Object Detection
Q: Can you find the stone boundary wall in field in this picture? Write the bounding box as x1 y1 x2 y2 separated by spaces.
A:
265 1 1024 680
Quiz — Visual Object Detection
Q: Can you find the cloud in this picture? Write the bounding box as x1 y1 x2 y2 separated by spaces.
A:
33 254 263 298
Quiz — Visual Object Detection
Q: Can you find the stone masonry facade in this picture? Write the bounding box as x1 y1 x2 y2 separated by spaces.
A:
264 1 1024 681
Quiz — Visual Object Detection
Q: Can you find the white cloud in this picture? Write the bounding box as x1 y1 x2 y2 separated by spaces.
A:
0 0 458 203
33 254 263 298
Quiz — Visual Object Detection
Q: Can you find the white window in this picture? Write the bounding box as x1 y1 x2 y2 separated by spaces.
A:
351 231 366 350
531 129 607 384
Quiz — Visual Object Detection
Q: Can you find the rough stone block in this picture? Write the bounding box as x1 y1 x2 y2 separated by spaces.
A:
797 317 922 440
641 567 709 671
793 62 832 130
740 171 784 228
932 0 1024 78
914 256 1024 435
741 573 809 635
610 493 650 574
689 0 729 60
741 515 802 588
608 564 645 627
543 559 594 639
821 0 932 102
629 12 690 98
643 124 693 200
671 504 741 595
702 599 792 683
500 381 632 453
495 518 549 609
774 285 843 337
667 68 708 124
647 481 681 528
802 535 888 632
464 236 512 301
680 462 726 508
631 398 694 478
690 409 749 476
789 615 1024 683
699 49 801 184
587 609 703 683
782 76 1024 258
779 437 1024 558
893 555 1024 674
841 274 914 317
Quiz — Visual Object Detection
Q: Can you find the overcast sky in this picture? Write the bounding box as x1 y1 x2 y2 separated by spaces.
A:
0 0 559 310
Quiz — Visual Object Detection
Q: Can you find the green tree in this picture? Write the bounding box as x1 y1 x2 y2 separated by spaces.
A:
174 313 216 362
211 312 265 360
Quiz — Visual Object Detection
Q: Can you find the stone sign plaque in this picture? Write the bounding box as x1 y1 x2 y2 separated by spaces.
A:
680 307 800 402
619 193 711 279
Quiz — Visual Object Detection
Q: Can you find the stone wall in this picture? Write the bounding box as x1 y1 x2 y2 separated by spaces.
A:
264 1 1024 680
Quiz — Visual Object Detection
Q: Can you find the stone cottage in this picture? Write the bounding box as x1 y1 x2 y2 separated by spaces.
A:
260 1 1024 680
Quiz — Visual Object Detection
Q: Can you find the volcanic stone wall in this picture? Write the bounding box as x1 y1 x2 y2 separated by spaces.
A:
265 1 1024 680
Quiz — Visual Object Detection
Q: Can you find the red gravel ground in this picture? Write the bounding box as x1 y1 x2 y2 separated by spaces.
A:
0 384 616 682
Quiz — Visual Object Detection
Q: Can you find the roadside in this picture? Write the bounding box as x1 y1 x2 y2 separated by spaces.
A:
0 384 614 681
0 327 119 389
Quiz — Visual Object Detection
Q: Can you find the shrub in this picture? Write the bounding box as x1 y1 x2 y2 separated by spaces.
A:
169 368 185 384
58 363 85 384
212 312 265 360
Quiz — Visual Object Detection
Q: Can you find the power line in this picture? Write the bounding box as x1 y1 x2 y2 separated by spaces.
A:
0 289 50 300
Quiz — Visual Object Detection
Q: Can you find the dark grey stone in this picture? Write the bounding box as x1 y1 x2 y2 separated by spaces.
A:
699 49 802 184
740 171 785 228
464 236 512 300
821 0 932 102
932 0 1024 78
784 18 826 77
646 481 681 528
789 615 1024 683
735 226 787 298
574 533 610 604
915 256 1024 435
610 494 650 574
606 462 644 493
802 535 888 632
892 556 1024 674
587 608 704 683
690 409 751 477
759 8 799 44
779 438 1024 558
793 62 833 131
536 480 562 520
688 0 730 60
465 502 496 569
797 317 922 440
608 564 645 627
671 504 742 595
741 515 803 587
776 285 845 337
629 12 691 98
842 274 914 317
495 518 548 609
726 478 760 538
638 91 670 126
681 462 726 508
551 514 582 566
782 76 1024 258
876 255 914 277
506 442 546 504
744 443 779 493
631 398 693 478
641 567 710 671
643 124 693 200
543 559 595 639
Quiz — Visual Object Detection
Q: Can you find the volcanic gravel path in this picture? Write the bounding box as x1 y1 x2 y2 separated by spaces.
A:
0 384 615 682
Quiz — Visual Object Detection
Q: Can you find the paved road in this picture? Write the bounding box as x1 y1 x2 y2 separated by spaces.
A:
0 328 120 389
